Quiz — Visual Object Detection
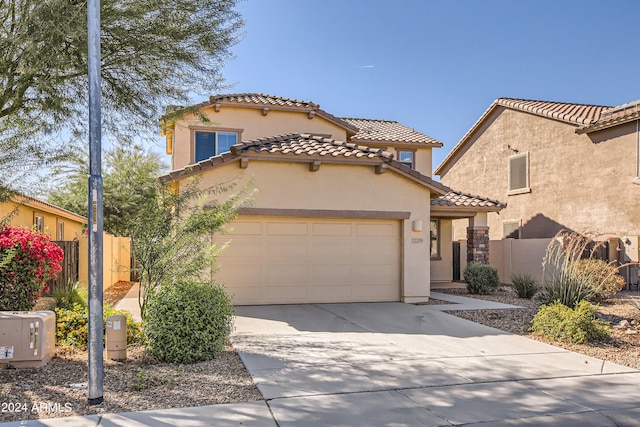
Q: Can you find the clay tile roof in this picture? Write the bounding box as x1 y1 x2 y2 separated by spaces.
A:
235 133 395 160
341 117 444 147
577 99 640 133
208 93 319 109
496 98 610 126
431 190 505 211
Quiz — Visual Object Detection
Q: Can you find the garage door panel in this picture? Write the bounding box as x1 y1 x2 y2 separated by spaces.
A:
311 240 352 259
265 239 308 258
267 222 308 236
312 222 352 236
354 284 397 298
311 264 353 280
219 237 262 257
266 285 309 301
265 263 308 281
356 223 397 237
215 217 400 305
309 285 353 300
228 221 262 235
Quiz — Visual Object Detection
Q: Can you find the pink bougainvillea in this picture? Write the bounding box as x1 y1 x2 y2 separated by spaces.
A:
0 225 64 310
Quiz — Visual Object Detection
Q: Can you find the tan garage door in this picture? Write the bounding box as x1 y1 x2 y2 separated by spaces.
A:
213 217 401 305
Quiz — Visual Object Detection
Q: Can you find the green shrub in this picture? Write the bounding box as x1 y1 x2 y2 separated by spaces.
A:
55 303 143 348
144 281 234 364
531 300 610 344
572 259 625 301
51 281 87 310
540 231 622 307
511 273 538 299
464 263 499 295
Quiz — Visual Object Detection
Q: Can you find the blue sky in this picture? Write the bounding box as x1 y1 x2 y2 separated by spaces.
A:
212 0 639 173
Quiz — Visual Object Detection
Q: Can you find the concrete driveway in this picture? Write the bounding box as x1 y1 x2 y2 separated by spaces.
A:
232 302 640 426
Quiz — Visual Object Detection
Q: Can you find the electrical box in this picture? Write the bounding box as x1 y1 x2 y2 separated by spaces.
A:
106 314 127 360
0 311 56 368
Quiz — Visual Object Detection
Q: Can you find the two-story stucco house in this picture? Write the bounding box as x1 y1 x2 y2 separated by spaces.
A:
160 94 503 305
435 98 640 273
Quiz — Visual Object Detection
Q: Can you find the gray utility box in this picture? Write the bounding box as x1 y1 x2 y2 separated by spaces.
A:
0 311 56 368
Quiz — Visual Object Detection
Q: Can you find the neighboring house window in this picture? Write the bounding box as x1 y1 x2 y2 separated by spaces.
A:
34 215 44 232
503 221 521 239
397 150 415 169
194 131 238 162
57 221 64 240
430 219 439 257
509 152 530 194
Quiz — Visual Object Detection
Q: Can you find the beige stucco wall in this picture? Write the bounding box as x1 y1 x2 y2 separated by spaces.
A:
440 108 640 240
171 106 350 170
489 238 550 284
78 234 130 288
179 159 434 302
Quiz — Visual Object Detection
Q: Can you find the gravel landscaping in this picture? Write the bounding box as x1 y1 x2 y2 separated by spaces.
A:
438 285 640 370
2 283 639 422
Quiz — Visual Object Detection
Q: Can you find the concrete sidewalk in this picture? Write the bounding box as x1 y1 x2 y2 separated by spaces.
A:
113 282 142 322
4 296 640 426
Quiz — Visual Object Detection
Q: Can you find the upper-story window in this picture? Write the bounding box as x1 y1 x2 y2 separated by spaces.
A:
397 150 415 169
508 152 530 194
194 131 238 162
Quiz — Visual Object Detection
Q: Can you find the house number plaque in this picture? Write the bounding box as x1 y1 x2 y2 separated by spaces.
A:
411 238 424 244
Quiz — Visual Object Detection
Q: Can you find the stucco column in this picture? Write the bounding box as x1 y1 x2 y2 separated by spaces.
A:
467 212 489 264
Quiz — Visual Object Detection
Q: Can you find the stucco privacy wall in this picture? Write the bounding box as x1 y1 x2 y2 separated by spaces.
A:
441 108 640 240
78 234 130 288
171 107 350 170
183 160 433 302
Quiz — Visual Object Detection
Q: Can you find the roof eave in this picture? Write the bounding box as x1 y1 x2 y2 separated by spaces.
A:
576 112 640 134
352 138 444 148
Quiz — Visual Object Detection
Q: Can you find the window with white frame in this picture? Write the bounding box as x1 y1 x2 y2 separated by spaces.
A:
509 152 529 193
34 215 44 232
194 131 238 162
397 150 415 169
430 219 439 257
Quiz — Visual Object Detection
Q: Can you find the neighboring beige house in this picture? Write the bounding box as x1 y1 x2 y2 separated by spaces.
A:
0 194 131 288
0 194 86 241
160 93 502 304
435 98 640 277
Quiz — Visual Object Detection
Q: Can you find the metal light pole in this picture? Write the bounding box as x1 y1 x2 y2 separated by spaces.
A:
87 0 104 405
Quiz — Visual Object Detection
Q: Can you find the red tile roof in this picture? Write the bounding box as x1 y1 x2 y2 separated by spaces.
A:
431 190 505 211
233 133 394 160
435 97 614 176
577 99 640 133
208 93 320 109
341 118 444 147
161 133 452 196
496 98 609 126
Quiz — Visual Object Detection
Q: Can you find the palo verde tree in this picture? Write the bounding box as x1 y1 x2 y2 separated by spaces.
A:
0 0 243 197
129 177 251 320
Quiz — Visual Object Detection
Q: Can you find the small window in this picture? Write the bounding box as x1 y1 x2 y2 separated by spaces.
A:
430 219 439 257
34 215 44 232
397 150 415 169
194 131 238 162
509 153 529 193
57 221 64 240
503 221 521 239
